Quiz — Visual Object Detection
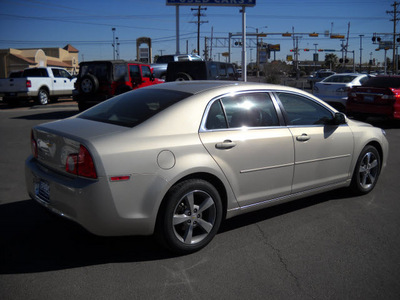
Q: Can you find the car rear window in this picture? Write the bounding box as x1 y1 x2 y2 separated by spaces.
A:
78 88 192 127
323 75 358 83
362 77 400 88
80 62 110 81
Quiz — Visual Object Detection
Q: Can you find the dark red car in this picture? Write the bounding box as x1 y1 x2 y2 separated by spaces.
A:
346 75 400 120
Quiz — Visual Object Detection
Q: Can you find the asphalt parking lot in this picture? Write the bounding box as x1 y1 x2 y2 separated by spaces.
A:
1 99 400 300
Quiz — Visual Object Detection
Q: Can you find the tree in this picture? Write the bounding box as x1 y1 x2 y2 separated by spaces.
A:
324 53 338 70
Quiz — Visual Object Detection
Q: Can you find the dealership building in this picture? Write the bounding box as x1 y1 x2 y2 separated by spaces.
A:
0 44 79 78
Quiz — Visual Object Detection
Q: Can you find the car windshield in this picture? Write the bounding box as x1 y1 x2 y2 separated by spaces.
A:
362 77 400 88
78 88 192 127
323 75 358 83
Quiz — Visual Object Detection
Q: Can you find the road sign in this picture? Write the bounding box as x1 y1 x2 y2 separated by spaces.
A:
166 0 256 6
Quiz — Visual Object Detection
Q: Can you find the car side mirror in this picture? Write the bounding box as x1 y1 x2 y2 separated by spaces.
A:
333 112 346 125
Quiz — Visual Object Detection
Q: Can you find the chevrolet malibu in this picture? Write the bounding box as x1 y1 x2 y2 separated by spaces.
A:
25 81 389 254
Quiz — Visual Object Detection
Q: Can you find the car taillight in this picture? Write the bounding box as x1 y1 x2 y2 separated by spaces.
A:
66 145 97 179
31 130 38 158
26 80 32 88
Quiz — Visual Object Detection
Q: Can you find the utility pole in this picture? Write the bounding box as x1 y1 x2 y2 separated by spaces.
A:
387 1 400 73
112 28 116 60
359 34 364 72
190 6 208 56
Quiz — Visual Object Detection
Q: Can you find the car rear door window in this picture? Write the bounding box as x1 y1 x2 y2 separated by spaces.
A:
206 92 279 130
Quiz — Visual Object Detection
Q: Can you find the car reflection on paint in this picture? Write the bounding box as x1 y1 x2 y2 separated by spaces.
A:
25 81 388 254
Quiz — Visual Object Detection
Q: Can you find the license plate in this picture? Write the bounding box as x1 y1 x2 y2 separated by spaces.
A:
35 180 50 203
364 95 374 102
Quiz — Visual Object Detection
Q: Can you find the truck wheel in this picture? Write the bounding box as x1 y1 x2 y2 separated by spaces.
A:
80 75 99 94
175 72 192 81
37 89 49 105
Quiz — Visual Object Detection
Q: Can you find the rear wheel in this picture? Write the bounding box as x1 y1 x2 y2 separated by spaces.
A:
350 145 381 195
156 179 223 254
175 72 192 81
37 89 49 105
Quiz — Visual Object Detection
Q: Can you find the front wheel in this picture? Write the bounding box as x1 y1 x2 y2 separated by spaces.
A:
350 145 381 195
156 179 223 254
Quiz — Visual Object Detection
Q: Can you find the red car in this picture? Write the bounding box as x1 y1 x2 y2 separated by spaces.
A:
346 75 400 120
74 60 164 111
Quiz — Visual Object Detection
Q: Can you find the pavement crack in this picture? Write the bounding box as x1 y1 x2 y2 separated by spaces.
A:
255 223 314 299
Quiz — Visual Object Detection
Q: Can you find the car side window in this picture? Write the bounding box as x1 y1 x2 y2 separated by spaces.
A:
129 65 140 78
205 100 228 130
359 76 369 85
217 92 279 128
59 69 70 78
52 68 61 77
141 66 152 78
276 92 333 125
114 64 128 81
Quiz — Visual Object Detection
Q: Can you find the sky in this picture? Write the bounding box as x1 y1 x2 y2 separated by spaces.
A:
0 0 397 67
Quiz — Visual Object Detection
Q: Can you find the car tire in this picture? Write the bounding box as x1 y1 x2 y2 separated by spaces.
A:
175 72 192 81
80 74 99 94
350 145 381 195
37 89 49 105
156 179 223 254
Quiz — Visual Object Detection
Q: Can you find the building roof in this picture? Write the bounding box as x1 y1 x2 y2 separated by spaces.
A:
47 59 72 68
11 53 36 64
63 44 79 53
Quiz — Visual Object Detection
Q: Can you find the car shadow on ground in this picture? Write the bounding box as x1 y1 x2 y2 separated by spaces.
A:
0 189 349 274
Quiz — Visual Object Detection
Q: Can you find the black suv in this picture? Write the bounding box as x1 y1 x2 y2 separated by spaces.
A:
166 61 239 82
74 60 163 111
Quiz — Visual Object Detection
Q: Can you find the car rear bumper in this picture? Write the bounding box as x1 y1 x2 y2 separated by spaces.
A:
346 102 400 119
25 156 159 236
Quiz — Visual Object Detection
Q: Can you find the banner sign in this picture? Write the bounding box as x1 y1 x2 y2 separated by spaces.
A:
166 0 256 6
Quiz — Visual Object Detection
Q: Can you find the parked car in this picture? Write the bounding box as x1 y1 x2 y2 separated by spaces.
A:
74 60 164 111
313 73 372 111
307 69 335 88
346 75 400 120
166 61 238 81
0 67 76 105
151 54 203 80
26 81 388 254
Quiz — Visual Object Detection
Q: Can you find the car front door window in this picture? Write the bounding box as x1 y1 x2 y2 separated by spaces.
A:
276 92 334 125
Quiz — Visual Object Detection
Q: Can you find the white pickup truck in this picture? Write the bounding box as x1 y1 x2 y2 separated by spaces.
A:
0 67 76 105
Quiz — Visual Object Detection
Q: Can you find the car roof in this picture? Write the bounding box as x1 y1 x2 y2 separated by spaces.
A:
79 60 145 65
144 80 306 96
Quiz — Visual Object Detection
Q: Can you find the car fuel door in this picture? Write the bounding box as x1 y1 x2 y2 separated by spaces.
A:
199 92 294 207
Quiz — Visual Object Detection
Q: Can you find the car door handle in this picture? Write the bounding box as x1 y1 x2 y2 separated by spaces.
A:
215 140 236 149
296 134 310 142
